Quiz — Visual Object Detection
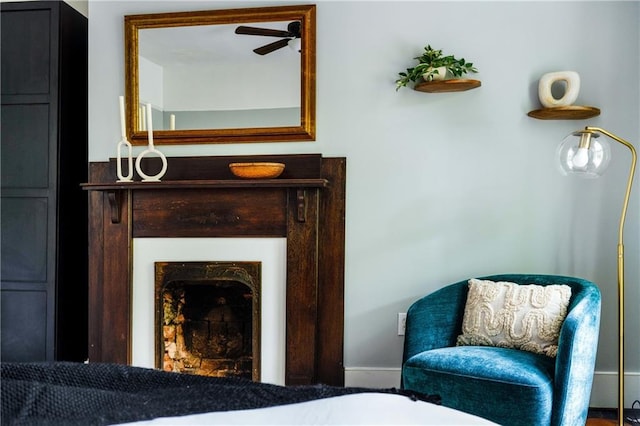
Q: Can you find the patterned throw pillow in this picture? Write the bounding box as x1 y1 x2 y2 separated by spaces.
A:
456 278 572 357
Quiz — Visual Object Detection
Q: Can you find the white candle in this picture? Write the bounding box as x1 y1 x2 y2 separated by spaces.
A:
140 106 146 131
119 96 126 138
146 103 153 147
170 114 176 131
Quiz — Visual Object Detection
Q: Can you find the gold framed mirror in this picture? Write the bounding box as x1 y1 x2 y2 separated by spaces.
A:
124 4 315 145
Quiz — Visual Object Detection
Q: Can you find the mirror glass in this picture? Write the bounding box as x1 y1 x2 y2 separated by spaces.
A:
125 5 315 145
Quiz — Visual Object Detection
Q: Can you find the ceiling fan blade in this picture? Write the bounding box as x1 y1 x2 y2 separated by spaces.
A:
235 26 292 38
253 38 290 55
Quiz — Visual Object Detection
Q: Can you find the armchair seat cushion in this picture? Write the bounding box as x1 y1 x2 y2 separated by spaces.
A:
403 346 555 425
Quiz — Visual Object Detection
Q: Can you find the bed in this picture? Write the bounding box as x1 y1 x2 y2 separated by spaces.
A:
1 362 497 425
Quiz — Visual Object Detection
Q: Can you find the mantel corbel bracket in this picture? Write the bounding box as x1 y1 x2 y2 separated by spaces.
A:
107 190 123 224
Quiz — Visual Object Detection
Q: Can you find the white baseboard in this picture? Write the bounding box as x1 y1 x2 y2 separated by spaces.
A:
344 368 640 408
590 371 640 408
344 367 401 389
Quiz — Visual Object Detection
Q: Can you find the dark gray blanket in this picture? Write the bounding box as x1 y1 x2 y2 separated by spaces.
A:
1 362 440 425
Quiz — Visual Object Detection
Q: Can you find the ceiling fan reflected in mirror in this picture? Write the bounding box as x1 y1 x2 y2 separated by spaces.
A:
235 21 301 55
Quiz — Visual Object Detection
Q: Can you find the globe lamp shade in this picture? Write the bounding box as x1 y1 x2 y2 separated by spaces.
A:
558 130 611 178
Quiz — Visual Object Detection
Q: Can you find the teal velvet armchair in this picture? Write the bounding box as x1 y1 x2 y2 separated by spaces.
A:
402 274 601 426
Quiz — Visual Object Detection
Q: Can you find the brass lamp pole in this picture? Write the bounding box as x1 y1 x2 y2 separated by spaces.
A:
559 126 637 426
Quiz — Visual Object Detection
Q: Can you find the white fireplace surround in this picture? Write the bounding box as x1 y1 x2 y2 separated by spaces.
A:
132 237 287 385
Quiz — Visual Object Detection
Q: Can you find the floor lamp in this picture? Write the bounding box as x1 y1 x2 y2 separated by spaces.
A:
558 126 637 426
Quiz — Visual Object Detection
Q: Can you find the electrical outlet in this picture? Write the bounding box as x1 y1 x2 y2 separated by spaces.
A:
397 312 407 336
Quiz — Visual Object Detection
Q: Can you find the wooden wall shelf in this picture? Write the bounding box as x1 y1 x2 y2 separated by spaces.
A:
414 79 481 93
527 106 600 120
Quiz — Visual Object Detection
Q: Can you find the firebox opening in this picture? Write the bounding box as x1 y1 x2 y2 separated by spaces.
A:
155 262 261 380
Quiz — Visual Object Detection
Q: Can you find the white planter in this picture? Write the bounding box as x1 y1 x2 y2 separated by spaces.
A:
423 66 448 81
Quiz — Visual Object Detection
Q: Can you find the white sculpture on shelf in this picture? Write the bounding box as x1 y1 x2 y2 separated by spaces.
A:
116 96 133 182
538 71 580 108
135 103 168 182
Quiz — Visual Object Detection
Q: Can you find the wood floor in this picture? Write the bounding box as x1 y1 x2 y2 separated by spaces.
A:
587 407 640 425
587 420 625 426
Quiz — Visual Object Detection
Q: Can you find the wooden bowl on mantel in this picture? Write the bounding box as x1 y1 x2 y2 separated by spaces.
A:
229 162 285 179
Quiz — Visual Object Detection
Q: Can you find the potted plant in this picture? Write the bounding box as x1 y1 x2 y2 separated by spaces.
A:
395 45 478 90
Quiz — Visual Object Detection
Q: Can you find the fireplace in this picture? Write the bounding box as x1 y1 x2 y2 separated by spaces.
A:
84 154 346 386
132 237 286 384
156 261 261 380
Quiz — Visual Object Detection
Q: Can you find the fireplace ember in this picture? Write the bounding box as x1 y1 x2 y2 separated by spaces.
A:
155 262 261 380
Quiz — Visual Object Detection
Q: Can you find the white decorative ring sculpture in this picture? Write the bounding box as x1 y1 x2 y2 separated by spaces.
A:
135 103 168 182
538 71 580 108
135 148 167 182
116 96 133 182
117 139 134 182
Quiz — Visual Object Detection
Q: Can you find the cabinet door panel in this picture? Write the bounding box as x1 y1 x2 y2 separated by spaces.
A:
0 290 48 361
1 198 48 282
0 9 51 95
1 104 50 189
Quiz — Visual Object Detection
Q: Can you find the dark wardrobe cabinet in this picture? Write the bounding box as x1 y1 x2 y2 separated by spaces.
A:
1 1 88 362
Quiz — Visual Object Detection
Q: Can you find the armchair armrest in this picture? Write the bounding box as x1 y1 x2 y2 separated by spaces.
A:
551 281 601 426
402 281 469 363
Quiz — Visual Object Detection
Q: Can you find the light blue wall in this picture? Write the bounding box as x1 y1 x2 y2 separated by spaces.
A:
88 0 640 406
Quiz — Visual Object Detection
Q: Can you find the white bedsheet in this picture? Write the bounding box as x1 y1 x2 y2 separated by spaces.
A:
126 392 498 425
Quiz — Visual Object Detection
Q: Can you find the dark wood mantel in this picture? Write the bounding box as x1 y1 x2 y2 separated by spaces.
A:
84 154 346 386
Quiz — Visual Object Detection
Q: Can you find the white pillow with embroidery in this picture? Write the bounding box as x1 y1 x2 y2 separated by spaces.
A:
456 278 572 357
